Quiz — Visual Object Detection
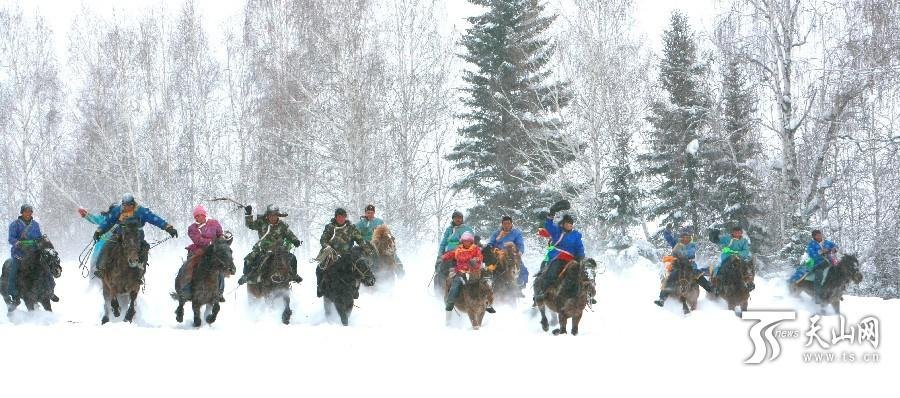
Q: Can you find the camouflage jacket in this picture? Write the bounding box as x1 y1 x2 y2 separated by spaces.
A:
245 215 301 251
319 219 367 255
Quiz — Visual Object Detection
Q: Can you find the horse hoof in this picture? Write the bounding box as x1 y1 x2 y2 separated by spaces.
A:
125 310 136 322
552 329 566 335
572 329 578 336
113 309 121 317
282 311 292 325
541 322 549 332
193 319 202 328
101 316 109 325
473 326 480 330
206 315 216 324
175 310 184 323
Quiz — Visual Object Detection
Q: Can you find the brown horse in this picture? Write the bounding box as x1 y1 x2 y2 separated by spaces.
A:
444 267 493 330
247 244 297 324
789 254 862 314
1 238 61 312
174 236 236 327
318 246 376 326
536 259 594 336
712 256 755 316
369 225 402 285
661 255 699 314
98 218 145 324
483 242 520 306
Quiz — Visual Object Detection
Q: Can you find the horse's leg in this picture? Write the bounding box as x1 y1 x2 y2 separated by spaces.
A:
539 305 550 332
207 302 220 324
192 301 202 327
832 299 841 314
281 294 292 325
111 293 121 318
175 300 185 323
101 285 111 324
571 313 583 336
124 290 137 322
323 297 333 317
681 297 690 315
554 315 568 335
41 298 52 312
338 299 350 326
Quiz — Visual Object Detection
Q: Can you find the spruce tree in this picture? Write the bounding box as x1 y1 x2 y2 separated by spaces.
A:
599 131 642 248
641 11 711 230
449 0 573 231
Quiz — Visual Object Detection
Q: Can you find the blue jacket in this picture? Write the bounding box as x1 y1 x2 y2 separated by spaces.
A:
98 205 169 234
487 228 525 254
544 217 585 262
439 223 474 254
716 233 750 265
806 239 837 266
663 229 697 260
9 217 43 258
355 217 384 242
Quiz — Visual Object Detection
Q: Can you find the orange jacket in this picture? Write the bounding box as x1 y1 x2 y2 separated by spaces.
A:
441 244 483 273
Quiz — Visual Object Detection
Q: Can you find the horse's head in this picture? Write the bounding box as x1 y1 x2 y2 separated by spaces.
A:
37 237 61 278
117 217 144 265
209 233 236 276
724 255 755 285
839 254 863 284
371 225 395 256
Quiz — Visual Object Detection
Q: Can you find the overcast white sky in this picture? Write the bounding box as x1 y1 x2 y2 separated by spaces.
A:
16 0 720 62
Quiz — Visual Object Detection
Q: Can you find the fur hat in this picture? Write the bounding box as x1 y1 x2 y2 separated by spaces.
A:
20 204 33 214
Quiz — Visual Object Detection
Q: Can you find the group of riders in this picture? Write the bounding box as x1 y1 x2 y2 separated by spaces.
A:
4 194 844 312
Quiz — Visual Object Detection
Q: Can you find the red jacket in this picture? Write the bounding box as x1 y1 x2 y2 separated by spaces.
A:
186 219 223 255
441 244 483 273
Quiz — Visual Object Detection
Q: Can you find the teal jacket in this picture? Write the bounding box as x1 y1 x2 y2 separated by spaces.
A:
439 223 474 255
715 234 751 266
355 217 384 242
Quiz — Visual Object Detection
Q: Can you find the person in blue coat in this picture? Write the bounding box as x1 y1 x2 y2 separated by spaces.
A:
6 204 57 304
486 215 529 293
709 226 754 291
655 227 713 306
79 204 116 274
435 211 475 283
93 194 178 273
789 230 838 301
534 212 585 301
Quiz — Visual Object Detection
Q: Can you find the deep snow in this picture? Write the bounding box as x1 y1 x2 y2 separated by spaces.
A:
0 239 894 397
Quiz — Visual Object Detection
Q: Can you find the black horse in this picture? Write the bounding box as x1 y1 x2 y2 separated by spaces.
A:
1 237 61 312
98 217 147 324
174 236 236 327
318 246 375 326
789 254 863 314
712 256 755 316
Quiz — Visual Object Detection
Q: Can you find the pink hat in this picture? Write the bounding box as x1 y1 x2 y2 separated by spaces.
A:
192 205 207 218
460 232 474 242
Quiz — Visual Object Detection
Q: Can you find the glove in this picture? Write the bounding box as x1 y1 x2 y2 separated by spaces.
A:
93 230 102 242
165 225 178 238
549 200 571 214
292 239 302 247
538 210 549 220
244 205 252 216
708 229 720 244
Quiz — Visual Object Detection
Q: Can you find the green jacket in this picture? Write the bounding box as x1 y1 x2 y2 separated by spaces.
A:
245 215 301 251
320 219 366 255
354 217 384 242
439 223 473 254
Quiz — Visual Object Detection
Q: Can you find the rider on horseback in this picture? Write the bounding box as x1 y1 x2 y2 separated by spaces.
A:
316 208 373 297
176 205 226 301
654 226 713 307
709 226 754 292
355 204 403 273
486 215 528 295
533 208 585 302
436 211 474 283
238 204 303 285
6 204 57 304
93 194 178 275
442 232 495 313
789 230 838 301
79 204 116 273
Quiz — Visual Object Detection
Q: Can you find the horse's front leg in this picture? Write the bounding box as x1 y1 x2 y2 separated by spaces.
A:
192 301 202 327
539 305 550 332
175 300 185 323
281 294 292 325
681 298 690 315
206 302 220 325
101 285 111 324
571 313 583 336
554 315 569 335
124 291 137 322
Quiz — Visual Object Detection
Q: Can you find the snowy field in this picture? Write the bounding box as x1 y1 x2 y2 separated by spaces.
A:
1 242 895 397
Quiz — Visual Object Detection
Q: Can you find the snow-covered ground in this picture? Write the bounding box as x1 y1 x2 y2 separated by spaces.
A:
1 241 894 397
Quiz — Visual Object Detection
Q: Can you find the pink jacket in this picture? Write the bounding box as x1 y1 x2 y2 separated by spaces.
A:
186 219 223 254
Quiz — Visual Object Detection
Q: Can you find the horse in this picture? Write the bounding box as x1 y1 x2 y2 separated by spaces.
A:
444 266 493 330
98 218 146 324
174 235 236 327
369 225 402 286
660 255 699 314
1 237 61 312
536 259 595 336
246 243 297 325
711 255 755 316
789 254 862 314
317 246 376 326
482 242 520 306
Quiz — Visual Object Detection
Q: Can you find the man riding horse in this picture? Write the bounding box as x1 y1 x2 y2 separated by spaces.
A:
238 204 303 285
435 211 474 289
655 226 713 306
6 204 57 305
355 204 403 274
534 201 585 302
316 208 374 297
789 229 838 302
486 215 528 296
709 225 754 292
93 194 178 274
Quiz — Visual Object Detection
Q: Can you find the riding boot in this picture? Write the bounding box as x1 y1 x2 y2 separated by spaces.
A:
290 256 303 283
813 268 825 303
316 267 324 297
49 293 59 302
486 305 496 313
697 275 713 293
654 290 668 307
93 264 102 278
